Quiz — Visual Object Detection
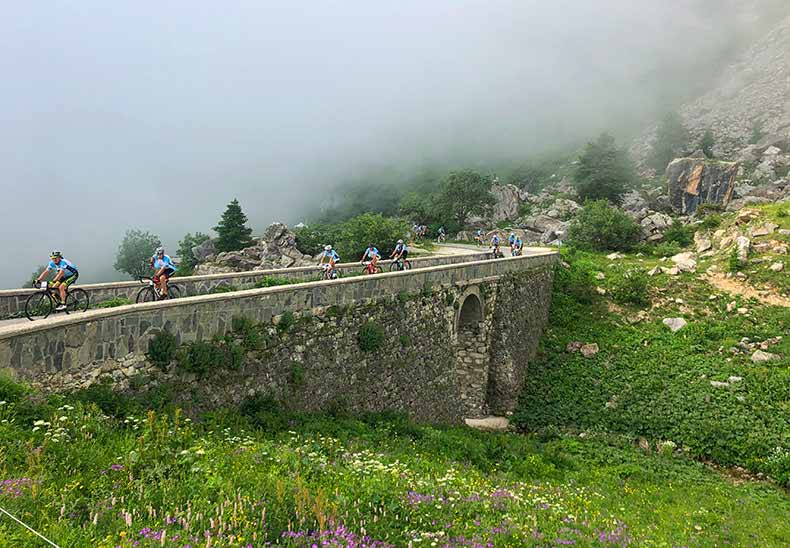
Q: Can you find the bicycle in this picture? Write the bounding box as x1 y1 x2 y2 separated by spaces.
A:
320 264 340 280
474 235 484 247
136 277 184 303
389 257 412 271
489 246 504 260
361 261 382 275
437 233 446 243
25 281 89 321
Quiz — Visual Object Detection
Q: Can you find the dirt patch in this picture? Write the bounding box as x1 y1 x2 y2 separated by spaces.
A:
704 273 790 307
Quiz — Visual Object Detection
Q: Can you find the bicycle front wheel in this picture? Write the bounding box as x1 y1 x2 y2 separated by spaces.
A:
136 286 157 303
167 285 183 299
389 261 400 272
66 288 90 313
25 292 53 321
404 260 412 270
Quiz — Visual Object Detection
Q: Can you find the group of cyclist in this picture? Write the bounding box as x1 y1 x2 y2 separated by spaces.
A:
35 227 521 307
34 247 178 307
318 239 409 278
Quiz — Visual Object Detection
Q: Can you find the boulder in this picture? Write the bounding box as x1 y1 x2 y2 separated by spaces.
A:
769 262 784 272
666 158 738 214
662 317 688 332
580 343 599 358
670 252 697 273
751 350 779 363
694 232 712 253
735 236 751 262
192 239 217 262
455 231 472 242
640 212 673 241
606 252 625 260
519 215 569 243
491 183 522 222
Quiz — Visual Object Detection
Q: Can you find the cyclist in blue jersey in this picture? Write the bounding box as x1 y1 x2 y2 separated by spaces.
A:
490 234 502 257
319 244 340 278
34 251 79 310
512 236 523 256
360 243 381 274
150 247 177 299
474 228 484 247
390 239 408 266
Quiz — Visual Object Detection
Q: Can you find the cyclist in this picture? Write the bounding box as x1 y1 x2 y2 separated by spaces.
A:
34 251 79 311
490 234 502 258
474 228 484 246
150 247 177 299
390 239 409 268
319 244 340 278
512 236 523 256
360 243 381 274
508 232 517 253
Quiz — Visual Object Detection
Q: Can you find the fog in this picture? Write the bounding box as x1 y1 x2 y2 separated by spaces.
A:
0 1 785 288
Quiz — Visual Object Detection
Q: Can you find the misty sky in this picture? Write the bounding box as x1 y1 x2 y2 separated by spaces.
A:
0 1 783 288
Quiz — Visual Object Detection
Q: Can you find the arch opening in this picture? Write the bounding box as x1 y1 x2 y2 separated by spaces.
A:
458 294 483 333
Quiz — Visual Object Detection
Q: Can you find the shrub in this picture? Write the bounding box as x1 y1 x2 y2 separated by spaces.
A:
651 242 682 258
399 334 412 347
147 331 178 368
239 394 288 431
698 214 722 230
611 270 650 306
295 213 408 260
96 296 133 309
553 257 595 305
177 340 243 377
358 322 385 352
211 284 239 294
728 248 744 272
662 222 693 247
567 200 641 252
177 232 211 271
255 276 293 288
232 316 266 350
276 311 296 335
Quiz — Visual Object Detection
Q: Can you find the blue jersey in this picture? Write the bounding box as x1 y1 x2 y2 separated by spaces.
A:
362 247 380 260
508 235 516 245
491 235 500 245
515 238 523 247
322 250 340 262
394 243 408 254
47 258 78 275
152 254 177 272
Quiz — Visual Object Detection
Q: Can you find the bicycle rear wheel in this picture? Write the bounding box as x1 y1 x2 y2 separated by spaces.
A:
136 286 157 303
403 260 412 270
66 288 90 313
167 285 183 299
25 292 53 321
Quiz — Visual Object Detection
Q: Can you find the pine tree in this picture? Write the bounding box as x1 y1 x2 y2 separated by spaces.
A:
214 199 254 252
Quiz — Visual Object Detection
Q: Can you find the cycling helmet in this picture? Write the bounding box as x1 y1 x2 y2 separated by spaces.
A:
324 244 332 251
368 243 374 247
50 250 62 259
397 239 404 244
156 247 164 255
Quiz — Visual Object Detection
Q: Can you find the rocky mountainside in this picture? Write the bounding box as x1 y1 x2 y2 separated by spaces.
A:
634 13 790 165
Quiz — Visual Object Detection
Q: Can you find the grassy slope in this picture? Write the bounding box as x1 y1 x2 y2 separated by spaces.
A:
515 248 789 484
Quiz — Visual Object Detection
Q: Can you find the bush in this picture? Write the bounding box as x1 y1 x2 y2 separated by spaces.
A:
611 270 650 306
254 276 294 288
276 311 296 335
553 255 596 305
96 297 133 309
177 232 211 271
728 248 744 272
177 340 243 377
295 213 409 260
358 322 385 352
147 331 178 368
239 394 289 432
698 214 722 230
662 222 693 247
567 201 641 252
651 242 682 258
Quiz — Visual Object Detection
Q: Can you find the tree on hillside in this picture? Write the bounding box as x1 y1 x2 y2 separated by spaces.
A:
573 133 635 204
567 200 641 252
700 129 715 159
214 199 254 252
648 112 690 172
114 229 161 279
434 170 494 227
398 191 439 225
177 232 211 272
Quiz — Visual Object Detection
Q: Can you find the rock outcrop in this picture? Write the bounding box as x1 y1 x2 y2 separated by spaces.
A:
666 158 738 214
491 183 523 222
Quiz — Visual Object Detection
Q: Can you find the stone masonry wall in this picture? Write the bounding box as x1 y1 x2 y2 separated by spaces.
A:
0 252 491 319
0 253 557 423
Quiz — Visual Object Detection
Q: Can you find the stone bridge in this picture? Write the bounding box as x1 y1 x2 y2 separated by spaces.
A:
0 250 558 423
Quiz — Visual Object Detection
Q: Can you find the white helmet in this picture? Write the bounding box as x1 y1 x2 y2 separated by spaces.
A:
155 247 164 255
397 239 404 244
324 244 332 251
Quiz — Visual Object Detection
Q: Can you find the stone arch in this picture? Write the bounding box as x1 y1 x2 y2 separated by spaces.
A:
455 288 484 334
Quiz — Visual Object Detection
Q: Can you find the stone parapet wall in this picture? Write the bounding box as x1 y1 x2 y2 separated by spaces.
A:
0 252 557 423
0 252 490 319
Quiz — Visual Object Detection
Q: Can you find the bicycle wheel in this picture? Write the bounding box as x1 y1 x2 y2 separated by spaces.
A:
403 260 412 270
136 286 157 303
25 292 53 321
166 285 183 299
66 288 90 313
389 261 400 272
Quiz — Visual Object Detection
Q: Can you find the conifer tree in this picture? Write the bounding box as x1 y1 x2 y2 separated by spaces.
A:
214 199 254 252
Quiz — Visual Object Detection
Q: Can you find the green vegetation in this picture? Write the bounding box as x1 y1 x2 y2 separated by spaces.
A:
574 133 635 203
434 170 495 227
95 296 133 308
357 321 385 352
295 212 408 259
254 275 297 288
567 200 641 251
146 330 178 368
0 381 787 546
176 339 243 377
214 198 254 252
648 112 690 172
176 231 211 273
516 250 790 487
662 222 694 247
701 128 715 158
114 229 161 279
610 269 650 306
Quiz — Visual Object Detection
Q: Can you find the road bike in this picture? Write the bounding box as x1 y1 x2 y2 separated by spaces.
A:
437 232 447 243
361 260 382 275
389 257 412 271
25 281 89 321
489 246 505 260
136 277 184 303
320 264 340 280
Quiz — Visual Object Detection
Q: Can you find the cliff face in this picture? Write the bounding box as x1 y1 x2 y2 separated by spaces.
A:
680 13 790 156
